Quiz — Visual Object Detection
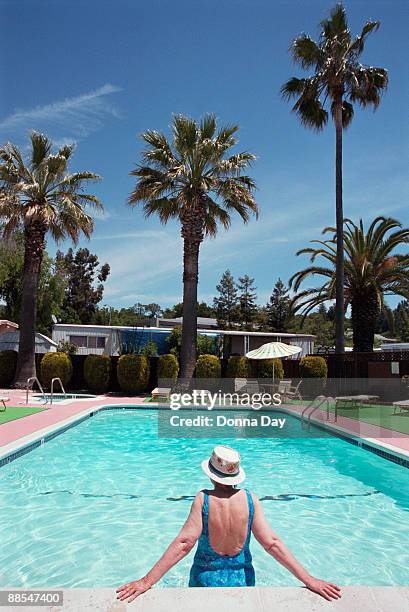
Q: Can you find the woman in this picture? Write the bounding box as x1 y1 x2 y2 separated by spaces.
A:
117 445 341 602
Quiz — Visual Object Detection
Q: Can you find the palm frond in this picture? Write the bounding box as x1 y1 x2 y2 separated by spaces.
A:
348 20 380 56
30 132 52 166
320 3 349 41
199 114 217 140
281 77 308 101
292 85 328 130
291 35 322 68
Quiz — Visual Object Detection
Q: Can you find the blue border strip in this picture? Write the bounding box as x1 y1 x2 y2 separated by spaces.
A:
1 405 408 469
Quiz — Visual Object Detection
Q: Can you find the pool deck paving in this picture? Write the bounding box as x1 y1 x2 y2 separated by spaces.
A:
8 586 409 612
1 389 408 461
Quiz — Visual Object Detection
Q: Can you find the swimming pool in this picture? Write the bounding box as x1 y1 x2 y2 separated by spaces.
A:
0 409 408 588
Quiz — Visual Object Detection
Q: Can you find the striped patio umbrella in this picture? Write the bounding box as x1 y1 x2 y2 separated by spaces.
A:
246 341 301 384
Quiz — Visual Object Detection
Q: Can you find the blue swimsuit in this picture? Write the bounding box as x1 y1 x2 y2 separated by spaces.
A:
189 489 256 587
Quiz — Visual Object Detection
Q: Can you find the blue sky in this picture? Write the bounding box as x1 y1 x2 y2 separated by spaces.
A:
1 0 408 309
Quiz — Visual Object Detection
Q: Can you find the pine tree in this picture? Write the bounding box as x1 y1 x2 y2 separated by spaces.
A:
213 270 239 329
266 278 292 332
237 275 257 329
394 301 409 341
56 248 110 324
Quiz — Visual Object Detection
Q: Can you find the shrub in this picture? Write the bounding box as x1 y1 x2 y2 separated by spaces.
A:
84 355 112 393
195 354 221 378
157 354 179 382
299 356 328 378
117 354 150 394
197 335 217 356
0 350 18 387
56 340 78 355
226 356 252 378
142 340 158 357
40 352 73 389
256 358 284 380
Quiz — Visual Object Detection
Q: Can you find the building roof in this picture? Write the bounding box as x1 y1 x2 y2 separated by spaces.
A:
172 316 218 326
0 320 19 333
215 329 315 339
0 330 57 346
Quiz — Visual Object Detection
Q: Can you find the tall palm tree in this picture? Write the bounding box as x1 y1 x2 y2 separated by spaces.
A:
290 217 409 352
0 132 102 386
281 3 388 353
129 114 258 382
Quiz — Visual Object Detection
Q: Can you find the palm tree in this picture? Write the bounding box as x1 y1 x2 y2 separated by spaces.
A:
0 132 102 386
281 3 388 353
129 114 258 382
290 217 409 352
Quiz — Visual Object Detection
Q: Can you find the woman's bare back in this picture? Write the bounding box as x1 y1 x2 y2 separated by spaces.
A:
205 488 250 556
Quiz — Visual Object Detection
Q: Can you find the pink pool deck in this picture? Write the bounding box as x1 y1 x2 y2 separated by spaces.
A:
281 402 409 460
1 390 408 461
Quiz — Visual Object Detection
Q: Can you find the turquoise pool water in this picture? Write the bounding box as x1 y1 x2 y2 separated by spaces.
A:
1 409 408 588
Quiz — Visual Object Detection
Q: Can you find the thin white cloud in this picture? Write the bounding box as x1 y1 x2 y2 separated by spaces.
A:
93 230 168 240
0 84 122 142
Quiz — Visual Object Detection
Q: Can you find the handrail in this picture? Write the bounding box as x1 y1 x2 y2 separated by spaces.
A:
301 395 326 427
301 396 335 430
50 377 66 405
26 377 47 404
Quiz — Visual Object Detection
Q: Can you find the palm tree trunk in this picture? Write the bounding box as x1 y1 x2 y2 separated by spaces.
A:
179 196 205 385
180 237 200 383
13 222 47 388
351 293 380 352
334 95 345 353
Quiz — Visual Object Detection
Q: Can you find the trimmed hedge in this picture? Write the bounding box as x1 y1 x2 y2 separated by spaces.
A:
84 355 112 393
195 354 221 378
157 354 179 382
117 354 150 394
0 350 18 387
226 356 252 378
40 352 73 389
256 358 284 380
299 356 328 378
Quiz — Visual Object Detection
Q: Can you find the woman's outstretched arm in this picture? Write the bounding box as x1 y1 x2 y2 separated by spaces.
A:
251 493 341 601
116 492 203 602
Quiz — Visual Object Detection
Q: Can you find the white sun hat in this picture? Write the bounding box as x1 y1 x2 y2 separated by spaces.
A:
201 445 246 486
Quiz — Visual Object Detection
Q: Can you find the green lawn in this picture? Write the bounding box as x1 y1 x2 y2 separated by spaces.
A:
327 403 409 435
0 406 47 425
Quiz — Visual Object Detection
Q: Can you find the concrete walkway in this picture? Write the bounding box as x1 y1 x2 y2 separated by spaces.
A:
14 587 409 612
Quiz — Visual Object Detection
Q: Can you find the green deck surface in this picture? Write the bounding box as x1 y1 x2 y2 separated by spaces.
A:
327 403 409 435
0 406 47 425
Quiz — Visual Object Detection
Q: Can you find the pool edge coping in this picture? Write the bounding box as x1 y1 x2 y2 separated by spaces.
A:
0 585 408 612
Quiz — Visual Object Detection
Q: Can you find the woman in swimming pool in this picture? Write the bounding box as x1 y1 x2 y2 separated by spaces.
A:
116 445 341 602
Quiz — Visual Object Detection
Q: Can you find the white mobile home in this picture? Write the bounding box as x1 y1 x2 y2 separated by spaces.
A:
52 323 314 357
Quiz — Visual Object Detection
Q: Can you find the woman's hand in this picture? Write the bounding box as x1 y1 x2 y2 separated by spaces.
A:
116 577 151 602
304 576 341 601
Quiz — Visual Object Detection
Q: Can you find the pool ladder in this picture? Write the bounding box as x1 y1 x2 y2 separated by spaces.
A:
26 377 48 405
50 378 67 404
26 377 67 404
301 396 335 430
